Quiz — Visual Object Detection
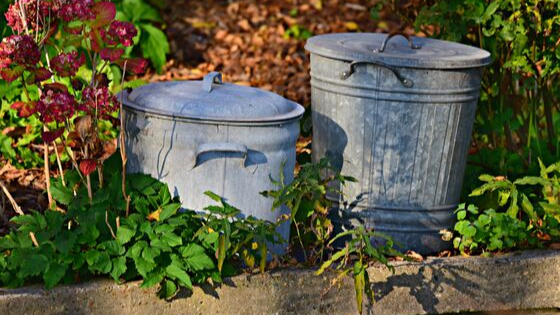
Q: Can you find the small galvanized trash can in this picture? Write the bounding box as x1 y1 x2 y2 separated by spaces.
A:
121 72 305 253
305 33 491 254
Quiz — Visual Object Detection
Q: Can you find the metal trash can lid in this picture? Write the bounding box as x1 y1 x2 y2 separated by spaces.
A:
305 33 492 69
123 72 305 124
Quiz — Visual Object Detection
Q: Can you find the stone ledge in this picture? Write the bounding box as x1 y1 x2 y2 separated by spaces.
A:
0 250 559 315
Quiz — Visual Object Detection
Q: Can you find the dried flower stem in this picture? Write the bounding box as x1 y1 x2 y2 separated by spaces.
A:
105 211 116 239
43 127 53 208
54 144 66 187
0 180 38 247
120 61 131 217
84 145 93 203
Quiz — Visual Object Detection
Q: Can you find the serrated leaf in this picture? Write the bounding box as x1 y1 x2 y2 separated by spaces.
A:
134 256 156 278
140 269 164 288
98 240 125 256
43 263 67 290
17 252 48 277
165 263 193 289
162 232 182 247
159 203 181 221
117 225 136 245
110 257 127 281
142 246 161 264
54 231 77 255
157 280 178 299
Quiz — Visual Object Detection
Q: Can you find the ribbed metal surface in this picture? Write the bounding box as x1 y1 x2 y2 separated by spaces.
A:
122 76 304 254
309 53 485 254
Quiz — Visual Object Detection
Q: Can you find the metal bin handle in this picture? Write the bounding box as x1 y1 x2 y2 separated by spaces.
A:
374 32 421 53
202 72 223 93
190 142 248 169
340 60 414 88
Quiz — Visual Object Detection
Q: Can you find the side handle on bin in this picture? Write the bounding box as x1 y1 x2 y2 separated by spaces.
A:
190 142 248 169
202 72 223 93
340 60 414 88
374 32 421 53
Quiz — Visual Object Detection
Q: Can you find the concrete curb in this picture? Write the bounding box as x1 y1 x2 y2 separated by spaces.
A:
1 250 559 315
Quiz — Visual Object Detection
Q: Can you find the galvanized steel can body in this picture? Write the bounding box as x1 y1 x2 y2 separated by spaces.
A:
305 33 491 254
121 73 304 252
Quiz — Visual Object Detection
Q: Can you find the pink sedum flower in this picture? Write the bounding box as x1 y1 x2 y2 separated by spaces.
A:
102 21 137 47
57 0 95 22
81 86 119 115
37 89 76 123
51 51 85 77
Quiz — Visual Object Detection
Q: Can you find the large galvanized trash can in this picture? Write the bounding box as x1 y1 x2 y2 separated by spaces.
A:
305 33 491 254
121 72 305 253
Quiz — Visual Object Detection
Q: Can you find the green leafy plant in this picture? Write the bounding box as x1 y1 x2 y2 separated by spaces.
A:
453 159 560 255
262 158 356 264
284 25 313 41
0 154 282 299
316 226 399 315
114 0 170 73
378 0 560 195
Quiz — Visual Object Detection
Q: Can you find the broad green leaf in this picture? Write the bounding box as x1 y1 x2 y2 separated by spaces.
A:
134 256 156 278
165 263 193 289
50 183 74 205
140 23 170 73
98 240 125 256
140 269 164 288
142 246 161 264
117 225 136 245
110 257 127 281
514 176 549 186
159 203 181 221
54 231 77 255
162 232 182 247
43 263 67 290
18 252 48 277
457 210 467 220
157 280 178 300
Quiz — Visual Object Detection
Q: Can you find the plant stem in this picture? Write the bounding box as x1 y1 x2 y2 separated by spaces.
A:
85 145 92 203
119 61 131 217
43 127 53 208
292 195 308 262
54 143 66 187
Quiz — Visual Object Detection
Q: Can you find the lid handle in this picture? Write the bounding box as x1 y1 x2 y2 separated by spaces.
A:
374 32 421 53
202 72 223 93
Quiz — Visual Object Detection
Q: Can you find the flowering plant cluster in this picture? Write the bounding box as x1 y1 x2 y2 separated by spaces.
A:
1 0 148 205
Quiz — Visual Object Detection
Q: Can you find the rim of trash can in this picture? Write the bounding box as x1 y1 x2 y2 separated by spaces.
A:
305 33 492 70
